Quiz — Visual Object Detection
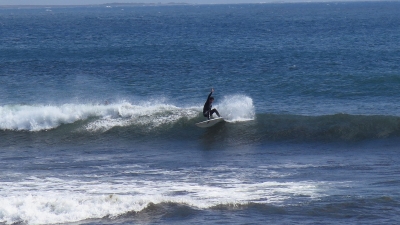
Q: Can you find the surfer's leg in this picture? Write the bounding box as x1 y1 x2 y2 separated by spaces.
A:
215 109 220 117
210 109 220 117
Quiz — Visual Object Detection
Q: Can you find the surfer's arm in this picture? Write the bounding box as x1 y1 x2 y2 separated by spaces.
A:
207 92 213 100
207 88 214 100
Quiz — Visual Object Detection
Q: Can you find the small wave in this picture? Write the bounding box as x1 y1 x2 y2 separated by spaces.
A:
0 178 321 225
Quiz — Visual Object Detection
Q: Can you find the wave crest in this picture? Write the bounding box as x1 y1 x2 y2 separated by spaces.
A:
0 102 200 132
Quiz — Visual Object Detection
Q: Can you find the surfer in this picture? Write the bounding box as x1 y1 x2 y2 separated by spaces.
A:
203 88 221 120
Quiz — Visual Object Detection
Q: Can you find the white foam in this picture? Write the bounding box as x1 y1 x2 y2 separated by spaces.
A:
0 165 337 224
0 174 330 225
0 102 199 132
0 104 114 131
216 95 255 122
84 103 199 132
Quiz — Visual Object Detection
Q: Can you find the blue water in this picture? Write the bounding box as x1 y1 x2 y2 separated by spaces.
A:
1 2 400 224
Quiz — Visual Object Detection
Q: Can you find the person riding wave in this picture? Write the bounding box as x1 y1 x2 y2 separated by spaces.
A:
203 88 221 120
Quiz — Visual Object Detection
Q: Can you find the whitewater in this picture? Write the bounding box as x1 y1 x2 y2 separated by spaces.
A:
0 95 255 132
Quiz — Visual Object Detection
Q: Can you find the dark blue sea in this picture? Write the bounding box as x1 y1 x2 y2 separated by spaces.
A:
1 2 400 224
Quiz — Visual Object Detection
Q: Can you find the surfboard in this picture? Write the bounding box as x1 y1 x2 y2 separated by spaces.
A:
195 117 224 128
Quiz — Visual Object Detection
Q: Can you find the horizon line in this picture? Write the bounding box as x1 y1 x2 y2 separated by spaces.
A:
0 0 393 7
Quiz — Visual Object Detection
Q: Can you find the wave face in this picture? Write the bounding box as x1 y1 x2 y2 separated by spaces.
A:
254 114 400 141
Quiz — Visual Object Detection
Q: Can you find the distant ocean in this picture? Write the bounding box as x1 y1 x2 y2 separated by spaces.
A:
1 2 400 224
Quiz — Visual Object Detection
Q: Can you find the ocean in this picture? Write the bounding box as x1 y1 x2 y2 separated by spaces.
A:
1 2 400 224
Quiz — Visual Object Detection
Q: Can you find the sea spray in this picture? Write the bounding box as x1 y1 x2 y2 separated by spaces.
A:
0 104 118 131
217 95 255 122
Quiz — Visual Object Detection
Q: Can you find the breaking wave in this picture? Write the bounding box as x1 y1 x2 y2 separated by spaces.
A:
3 96 400 142
0 95 255 132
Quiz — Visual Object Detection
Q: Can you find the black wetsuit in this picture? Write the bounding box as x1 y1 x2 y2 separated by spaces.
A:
203 92 220 119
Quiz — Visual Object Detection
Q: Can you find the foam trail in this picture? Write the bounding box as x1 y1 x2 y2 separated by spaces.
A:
216 95 255 122
85 103 199 132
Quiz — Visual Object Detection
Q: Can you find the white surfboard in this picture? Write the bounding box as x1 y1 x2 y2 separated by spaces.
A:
195 117 224 128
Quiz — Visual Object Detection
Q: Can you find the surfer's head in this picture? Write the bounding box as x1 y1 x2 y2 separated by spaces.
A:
210 97 214 102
